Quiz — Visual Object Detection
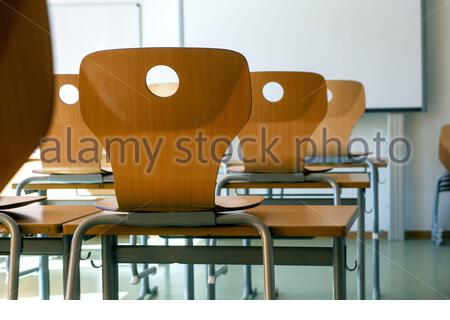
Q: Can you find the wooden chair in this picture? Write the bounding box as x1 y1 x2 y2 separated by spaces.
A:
0 0 102 300
38 74 105 175
238 71 328 173
65 48 276 300
308 80 366 159
14 74 112 196
218 72 348 299
0 0 53 299
432 125 450 245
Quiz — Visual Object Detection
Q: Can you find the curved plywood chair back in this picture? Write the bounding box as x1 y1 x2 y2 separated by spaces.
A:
79 48 252 211
439 125 450 172
238 72 328 173
0 0 53 190
309 80 365 157
39 74 103 174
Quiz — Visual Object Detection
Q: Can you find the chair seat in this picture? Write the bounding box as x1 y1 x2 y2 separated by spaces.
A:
0 196 46 210
32 168 110 175
62 205 358 238
95 195 264 212
0 205 102 235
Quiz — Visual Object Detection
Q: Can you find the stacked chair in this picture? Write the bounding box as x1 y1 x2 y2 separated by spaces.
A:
215 74 371 300
432 124 450 245
0 0 103 300
15 74 111 195
63 49 359 300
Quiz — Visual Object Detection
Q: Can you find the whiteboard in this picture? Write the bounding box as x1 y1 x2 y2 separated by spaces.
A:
48 0 142 74
183 0 424 111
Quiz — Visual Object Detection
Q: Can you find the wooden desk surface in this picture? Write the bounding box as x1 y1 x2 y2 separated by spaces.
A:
0 205 102 235
63 205 358 238
223 172 370 189
227 158 388 169
11 182 115 190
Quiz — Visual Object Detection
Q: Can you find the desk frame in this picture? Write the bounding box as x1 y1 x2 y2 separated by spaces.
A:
216 171 367 300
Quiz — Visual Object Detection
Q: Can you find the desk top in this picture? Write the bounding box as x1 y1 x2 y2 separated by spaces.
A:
63 205 358 238
227 158 388 169
0 205 102 235
222 172 370 189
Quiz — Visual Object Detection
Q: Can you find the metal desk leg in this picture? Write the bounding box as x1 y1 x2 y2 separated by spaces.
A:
242 238 257 300
38 234 50 300
333 237 346 300
185 238 195 300
357 189 366 300
102 235 119 300
366 160 380 300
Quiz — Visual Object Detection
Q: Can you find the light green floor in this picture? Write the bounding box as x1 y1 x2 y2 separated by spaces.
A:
1 238 449 300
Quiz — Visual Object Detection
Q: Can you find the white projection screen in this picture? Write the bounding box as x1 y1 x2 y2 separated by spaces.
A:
183 0 425 111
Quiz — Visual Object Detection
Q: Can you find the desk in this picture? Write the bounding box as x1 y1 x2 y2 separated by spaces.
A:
217 172 369 300
63 205 358 300
0 205 102 298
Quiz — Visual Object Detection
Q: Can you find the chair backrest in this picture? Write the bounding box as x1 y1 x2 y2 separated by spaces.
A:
79 48 252 211
39 74 103 174
439 125 450 172
309 80 365 157
0 0 53 190
238 72 328 173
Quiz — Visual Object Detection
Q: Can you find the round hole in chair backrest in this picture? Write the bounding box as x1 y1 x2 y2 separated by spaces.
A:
146 65 180 98
327 89 333 103
262 81 284 103
59 84 79 105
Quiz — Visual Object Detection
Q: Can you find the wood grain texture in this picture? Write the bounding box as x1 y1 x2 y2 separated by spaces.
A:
308 80 365 157
239 72 328 173
439 125 450 172
95 195 264 212
79 48 252 211
63 205 358 237
0 0 53 190
0 205 102 235
222 171 370 189
38 74 104 175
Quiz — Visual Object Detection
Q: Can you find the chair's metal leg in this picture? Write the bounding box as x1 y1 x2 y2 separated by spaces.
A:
205 239 228 300
305 174 341 205
216 213 275 300
15 176 49 196
333 236 347 300
130 235 139 284
365 160 380 300
242 238 257 300
136 236 157 300
65 213 127 300
185 238 195 300
0 213 22 300
432 175 446 246
102 235 119 300
357 189 366 300
206 238 216 300
240 188 258 299
62 235 74 297
38 234 50 300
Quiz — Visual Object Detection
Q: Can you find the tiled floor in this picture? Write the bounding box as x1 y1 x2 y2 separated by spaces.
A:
1 238 449 300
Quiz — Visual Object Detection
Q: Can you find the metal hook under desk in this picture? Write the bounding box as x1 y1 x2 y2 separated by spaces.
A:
345 246 358 272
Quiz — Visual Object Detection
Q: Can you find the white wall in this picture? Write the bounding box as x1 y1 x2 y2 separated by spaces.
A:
404 0 450 231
